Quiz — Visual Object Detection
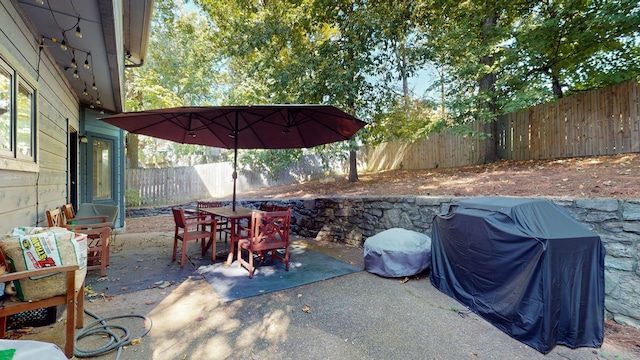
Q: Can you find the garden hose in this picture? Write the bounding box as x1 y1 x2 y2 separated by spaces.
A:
74 309 152 359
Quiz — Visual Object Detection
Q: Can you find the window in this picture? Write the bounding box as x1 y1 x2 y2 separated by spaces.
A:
17 83 34 159
92 138 113 200
0 57 37 167
0 63 12 155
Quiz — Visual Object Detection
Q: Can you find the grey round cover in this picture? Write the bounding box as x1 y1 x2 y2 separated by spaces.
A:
364 228 432 277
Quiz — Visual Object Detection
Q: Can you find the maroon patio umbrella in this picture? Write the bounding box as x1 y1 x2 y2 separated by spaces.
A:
101 104 366 210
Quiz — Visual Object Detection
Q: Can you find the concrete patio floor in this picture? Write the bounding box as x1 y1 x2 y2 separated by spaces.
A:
14 230 638 360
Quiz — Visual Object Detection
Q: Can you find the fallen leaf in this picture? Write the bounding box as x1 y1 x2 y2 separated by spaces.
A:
131 338 142 345
158 281 171 289
400 277 409 284
145 301 155 305
302 304 311 313
15 327 34 334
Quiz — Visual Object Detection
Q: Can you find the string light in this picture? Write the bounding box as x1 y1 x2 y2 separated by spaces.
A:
36 0 44 5
39 9 103 109
70 51 77 68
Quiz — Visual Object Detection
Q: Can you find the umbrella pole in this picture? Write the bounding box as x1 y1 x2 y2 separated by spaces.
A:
232 113 239 211
232 148 237 212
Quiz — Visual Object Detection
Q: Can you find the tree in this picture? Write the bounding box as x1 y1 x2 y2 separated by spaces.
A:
507 0 640 99
415 0 520 162
195 0 384 181
124 0 223 168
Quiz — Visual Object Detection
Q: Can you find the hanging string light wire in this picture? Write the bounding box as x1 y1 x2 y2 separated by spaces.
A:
40 0 103 111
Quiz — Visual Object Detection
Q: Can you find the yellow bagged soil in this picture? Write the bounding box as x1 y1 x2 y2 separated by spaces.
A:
0 227 87 301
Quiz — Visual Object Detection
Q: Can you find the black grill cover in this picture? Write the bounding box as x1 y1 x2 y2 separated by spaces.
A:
430 197 604 354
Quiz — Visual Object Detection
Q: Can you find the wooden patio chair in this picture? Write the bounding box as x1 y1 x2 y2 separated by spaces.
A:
62 203 119 243
62 203 109 225
172 208 217 267
197 201 231 243
67 225 111 277
0 260 84 358
237 209 291 278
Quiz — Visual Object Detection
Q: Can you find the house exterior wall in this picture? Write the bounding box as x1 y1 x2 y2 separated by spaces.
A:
0 0 81 234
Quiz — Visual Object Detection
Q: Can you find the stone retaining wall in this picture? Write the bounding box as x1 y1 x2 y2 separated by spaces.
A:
127 196 640 328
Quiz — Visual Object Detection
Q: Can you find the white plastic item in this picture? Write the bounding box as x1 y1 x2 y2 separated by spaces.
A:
0 339 68 360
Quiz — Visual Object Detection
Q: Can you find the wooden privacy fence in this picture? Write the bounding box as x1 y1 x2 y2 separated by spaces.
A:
498 79 639 160
126 155 347 206
364 129 485 171
365 79 640 170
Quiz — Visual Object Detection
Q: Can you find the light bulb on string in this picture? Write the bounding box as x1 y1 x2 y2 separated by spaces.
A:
84 59 90 69
82 83 88 96
70 51 77 68
60 39 67 51
92 77 98 91
96 97 101 105
36 0 44 5
73 69 79 79
75 26 82 38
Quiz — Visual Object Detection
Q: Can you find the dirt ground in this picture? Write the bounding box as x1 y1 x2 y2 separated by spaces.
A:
231 153 640 200
124 153 640 356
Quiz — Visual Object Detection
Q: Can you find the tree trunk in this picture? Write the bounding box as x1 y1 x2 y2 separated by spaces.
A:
126 133 139 169
348 148 358 182
552 75 564 98
479 12 499 164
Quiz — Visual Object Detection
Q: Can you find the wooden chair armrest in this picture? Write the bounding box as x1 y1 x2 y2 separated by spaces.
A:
0 265 79 283
66 222 114 231
70 215 109 222
185 217 217 227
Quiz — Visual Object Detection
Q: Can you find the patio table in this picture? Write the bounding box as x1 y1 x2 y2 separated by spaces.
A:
198 206 263 266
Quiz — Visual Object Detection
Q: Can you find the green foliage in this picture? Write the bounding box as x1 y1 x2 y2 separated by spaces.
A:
238 149 303 181
125 189 141 207
125 0 639 172
504 0 640 99
124 0 223 167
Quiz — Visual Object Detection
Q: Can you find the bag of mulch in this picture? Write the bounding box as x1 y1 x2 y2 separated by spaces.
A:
0 227 87 301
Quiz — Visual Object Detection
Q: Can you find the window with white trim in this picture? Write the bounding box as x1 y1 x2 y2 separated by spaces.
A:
0 57 36 165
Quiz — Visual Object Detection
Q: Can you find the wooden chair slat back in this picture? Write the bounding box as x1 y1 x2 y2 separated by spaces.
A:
250 209 291 250
46 208 65 227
